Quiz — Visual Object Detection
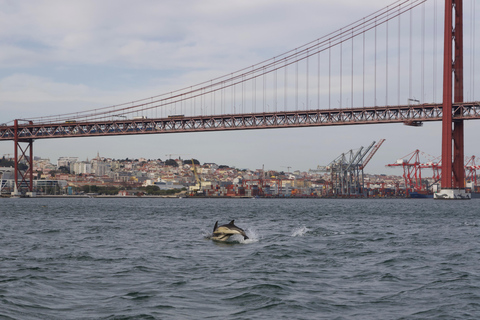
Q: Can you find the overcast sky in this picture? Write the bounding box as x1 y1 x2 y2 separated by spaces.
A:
1 0 479 175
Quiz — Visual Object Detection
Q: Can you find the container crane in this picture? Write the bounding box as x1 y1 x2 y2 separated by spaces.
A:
360 139 385 170
327 140 376 196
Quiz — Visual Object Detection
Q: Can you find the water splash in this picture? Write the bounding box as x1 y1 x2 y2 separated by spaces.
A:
221 227 259 244
205 227 259 244
242 227 259 243
201 228 213 240
291 226 310 237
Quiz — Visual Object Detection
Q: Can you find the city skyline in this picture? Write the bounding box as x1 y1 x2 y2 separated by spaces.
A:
1 1 479 175
16 150 422 178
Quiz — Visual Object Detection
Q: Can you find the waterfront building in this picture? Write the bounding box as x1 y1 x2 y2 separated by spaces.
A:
154 180 184 190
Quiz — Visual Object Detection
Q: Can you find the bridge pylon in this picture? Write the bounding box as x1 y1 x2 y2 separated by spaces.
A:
435 0 470 199
13 119 35 197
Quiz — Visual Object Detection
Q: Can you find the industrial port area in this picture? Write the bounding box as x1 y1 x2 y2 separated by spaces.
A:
1 139 479 199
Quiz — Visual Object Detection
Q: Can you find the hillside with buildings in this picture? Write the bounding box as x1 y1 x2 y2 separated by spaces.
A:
0 153 422 198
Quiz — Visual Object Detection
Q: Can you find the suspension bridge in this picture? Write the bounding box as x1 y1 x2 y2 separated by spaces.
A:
1 0 479 199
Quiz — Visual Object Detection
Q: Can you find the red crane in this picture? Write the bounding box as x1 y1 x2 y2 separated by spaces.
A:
465 156 478 189
387 150 434 195
419 161 442 184
389 150 421 194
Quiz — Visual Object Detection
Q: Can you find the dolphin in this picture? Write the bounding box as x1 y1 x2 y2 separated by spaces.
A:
211 220 249 241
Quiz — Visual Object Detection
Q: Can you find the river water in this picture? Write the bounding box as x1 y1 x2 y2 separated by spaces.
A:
1 198 479 319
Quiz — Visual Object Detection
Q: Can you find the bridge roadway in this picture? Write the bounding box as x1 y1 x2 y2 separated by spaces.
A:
1 102 479 141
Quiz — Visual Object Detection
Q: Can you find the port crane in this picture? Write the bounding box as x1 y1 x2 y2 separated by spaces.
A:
388 151 479 196
313 140 384 197
329 141 375 196
360 139 385 170
386 150 424 194
309 139 385 197
190 158 202 195
386 150 443 195
465 156 478 188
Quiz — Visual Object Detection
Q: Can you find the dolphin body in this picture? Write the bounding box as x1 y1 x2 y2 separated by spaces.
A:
212 220 249 242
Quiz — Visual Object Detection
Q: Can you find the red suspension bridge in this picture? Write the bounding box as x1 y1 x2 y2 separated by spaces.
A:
1 0 479 199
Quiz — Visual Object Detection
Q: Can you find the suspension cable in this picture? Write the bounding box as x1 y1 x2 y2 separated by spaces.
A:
23 0 428 124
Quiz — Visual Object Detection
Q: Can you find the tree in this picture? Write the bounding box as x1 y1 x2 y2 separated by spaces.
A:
144 185 160 194
58 166 70 174
183 159 200 165
165 159 179 167
0 157 27 169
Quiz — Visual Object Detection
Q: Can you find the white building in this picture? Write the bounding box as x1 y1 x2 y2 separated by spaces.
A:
57 157 78 168
72 161 92 174
154 181 185 190
91 159 111 176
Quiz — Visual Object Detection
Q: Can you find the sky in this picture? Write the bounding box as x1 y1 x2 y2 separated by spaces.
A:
1 0 479 175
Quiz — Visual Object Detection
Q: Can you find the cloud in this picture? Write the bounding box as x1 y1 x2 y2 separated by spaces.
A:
0 0 392 70
0 0 479 172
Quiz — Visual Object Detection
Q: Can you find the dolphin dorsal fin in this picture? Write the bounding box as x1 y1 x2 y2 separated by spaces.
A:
213 221 218 232
229 220 235 225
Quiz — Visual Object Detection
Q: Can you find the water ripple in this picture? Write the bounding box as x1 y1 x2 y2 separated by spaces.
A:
1 198 480 319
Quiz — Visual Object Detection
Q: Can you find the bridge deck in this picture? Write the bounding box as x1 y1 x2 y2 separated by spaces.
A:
1 102 479 141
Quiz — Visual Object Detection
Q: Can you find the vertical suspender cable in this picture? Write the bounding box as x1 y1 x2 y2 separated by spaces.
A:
351 29 354 108
363 18 365 108
318 42 321 109
433 0 437 102
223 82 226 115
263 67 266 112
306 51 309 110
221 84 224 115
181 92 184 117
469 0 473 101
374 18 377 106
329 41 331 108
386 7 389 106
340 30 343 108
251 71 254 113
409 8 413 102
232 78 235 114
253 67 257 113
471 0 476 101
295 58 299 111
421 2 425 103
211 81 214 115
284 59 287 112
154 98 157 118
241 75 244 113
471 0 474 101
274 61 278 112
192 87 195 116
398 7 401 106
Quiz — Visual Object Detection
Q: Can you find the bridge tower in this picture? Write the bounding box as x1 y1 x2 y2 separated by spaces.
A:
435 0 470 199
